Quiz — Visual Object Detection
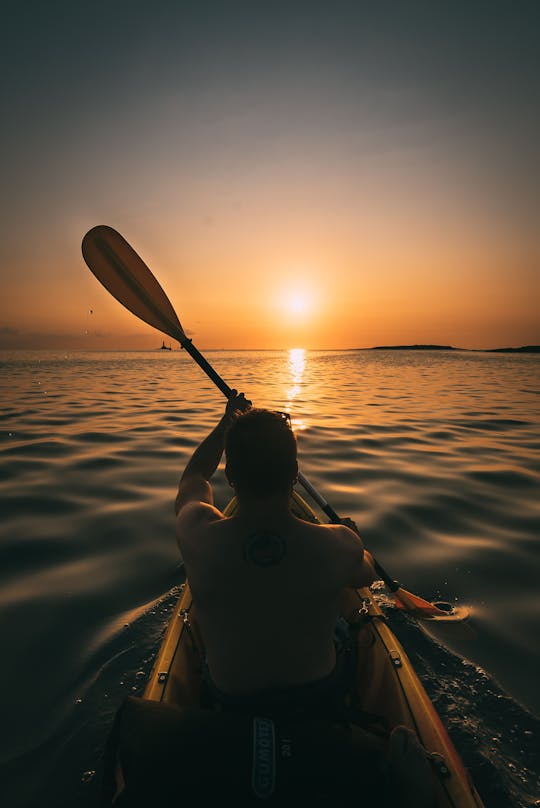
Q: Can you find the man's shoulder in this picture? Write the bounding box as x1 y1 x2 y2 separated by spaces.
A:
176 501 225 536
303 519 358 537
298 519 362 550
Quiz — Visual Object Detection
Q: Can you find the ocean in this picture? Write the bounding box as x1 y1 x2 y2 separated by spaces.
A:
1 348 539 807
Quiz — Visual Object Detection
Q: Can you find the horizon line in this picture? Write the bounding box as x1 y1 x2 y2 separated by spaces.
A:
2 343 539 354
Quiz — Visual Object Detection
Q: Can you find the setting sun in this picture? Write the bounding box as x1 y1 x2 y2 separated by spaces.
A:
289 295 308 314
280 288 316 320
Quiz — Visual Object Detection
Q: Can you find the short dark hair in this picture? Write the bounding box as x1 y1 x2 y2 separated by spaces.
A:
225 409 297 496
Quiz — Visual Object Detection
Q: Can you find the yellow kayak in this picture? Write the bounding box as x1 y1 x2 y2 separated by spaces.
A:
105 491 484 806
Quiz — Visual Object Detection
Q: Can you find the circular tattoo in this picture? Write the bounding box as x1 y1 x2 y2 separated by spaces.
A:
243 532 287 567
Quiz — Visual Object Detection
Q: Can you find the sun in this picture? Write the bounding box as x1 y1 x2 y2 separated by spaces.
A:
289 295 308 314
273 279 320 324
283 291 313 318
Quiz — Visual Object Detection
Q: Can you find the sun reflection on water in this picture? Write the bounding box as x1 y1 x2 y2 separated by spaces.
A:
286 348 306 431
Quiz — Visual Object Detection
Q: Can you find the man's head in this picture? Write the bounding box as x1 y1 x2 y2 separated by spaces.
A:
225 409 298 497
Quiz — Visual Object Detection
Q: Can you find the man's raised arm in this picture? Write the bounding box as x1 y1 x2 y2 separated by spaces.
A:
175 390 251 515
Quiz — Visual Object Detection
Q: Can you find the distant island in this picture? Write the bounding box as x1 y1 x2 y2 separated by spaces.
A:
486 346 540 353
363 344 540 353
371 344 456 351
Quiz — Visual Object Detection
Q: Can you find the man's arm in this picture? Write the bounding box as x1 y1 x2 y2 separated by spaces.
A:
339 518 378 589
175 390 251 516
350 546 377 588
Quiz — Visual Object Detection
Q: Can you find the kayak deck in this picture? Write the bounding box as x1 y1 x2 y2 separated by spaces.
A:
142 491 483 807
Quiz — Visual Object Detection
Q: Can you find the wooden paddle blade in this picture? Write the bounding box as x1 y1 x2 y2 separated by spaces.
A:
82 225 184 342
393 586 449 618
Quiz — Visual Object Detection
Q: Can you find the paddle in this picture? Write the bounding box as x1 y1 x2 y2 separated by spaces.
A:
81 225 464 621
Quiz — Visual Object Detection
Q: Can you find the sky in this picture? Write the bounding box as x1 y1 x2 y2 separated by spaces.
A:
1 0 539 350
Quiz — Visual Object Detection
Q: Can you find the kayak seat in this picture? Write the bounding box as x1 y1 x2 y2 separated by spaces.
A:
102 695 387 806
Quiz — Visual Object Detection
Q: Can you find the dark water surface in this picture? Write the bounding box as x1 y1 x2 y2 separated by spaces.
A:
1 349 539 807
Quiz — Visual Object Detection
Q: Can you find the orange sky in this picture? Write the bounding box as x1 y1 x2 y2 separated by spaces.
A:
1 3 539 351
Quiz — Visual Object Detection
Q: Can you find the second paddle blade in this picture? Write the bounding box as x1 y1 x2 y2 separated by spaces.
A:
393 586 450 618
82 225 184 342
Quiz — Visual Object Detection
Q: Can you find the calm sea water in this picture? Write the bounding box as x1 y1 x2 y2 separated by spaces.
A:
1 348 539 807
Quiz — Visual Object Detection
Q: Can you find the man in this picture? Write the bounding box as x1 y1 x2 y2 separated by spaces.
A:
174 393 436 807
175 390 377 701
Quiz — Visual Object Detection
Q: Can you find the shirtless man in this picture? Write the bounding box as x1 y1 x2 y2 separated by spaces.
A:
175 390 377 698
173 393 436 805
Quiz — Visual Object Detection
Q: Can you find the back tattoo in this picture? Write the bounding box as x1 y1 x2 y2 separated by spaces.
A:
243 532 287 567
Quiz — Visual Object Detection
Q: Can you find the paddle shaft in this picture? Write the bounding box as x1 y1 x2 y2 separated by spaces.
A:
180 338 232 398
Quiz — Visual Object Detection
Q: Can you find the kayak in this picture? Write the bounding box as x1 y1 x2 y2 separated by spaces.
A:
103 491 484 807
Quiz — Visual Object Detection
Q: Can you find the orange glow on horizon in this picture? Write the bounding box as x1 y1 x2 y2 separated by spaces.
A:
1 207 539 351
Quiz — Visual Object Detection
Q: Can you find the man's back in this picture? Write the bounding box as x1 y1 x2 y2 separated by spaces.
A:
174 397 375 695
178 506 367 694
